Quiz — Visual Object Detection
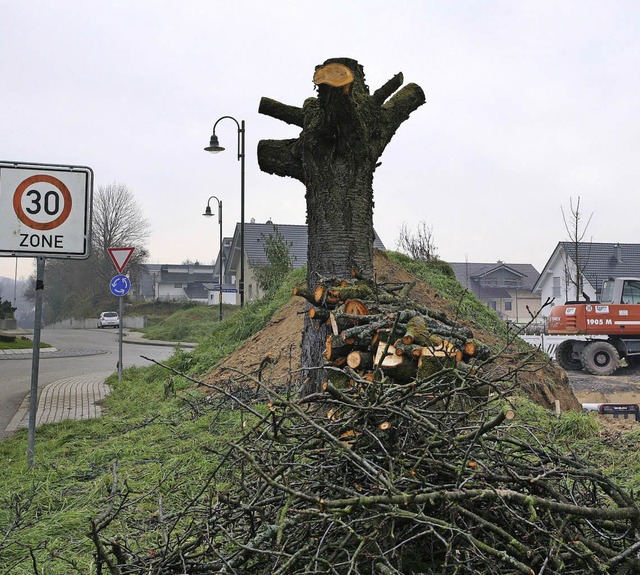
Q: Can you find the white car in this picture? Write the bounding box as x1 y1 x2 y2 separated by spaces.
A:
97 311 120 329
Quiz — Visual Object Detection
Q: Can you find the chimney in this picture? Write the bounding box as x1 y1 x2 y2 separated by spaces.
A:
615 243 623 263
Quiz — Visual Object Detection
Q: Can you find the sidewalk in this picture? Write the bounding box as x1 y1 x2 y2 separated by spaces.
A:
3 332 196 435
5 372 113 432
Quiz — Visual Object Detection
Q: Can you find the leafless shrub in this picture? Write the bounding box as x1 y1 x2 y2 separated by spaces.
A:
396 222 438 262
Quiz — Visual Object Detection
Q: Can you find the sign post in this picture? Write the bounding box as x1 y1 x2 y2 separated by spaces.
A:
0 161 93 467
108 249 134 382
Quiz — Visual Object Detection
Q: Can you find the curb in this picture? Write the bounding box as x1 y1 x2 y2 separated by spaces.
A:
122 332 197 349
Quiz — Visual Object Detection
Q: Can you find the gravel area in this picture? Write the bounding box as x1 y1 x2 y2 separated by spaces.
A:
568 362 640 404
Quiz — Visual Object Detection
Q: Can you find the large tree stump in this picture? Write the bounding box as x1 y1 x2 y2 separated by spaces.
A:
259 57 425 394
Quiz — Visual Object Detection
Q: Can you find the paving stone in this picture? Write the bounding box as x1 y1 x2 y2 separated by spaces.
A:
5 372 113 432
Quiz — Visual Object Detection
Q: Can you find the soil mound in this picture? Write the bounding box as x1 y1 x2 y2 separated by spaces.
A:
204 251 580 411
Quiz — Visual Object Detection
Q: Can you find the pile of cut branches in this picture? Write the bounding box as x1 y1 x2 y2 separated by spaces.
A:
86 278 640 574
295 274 494 387
90 360 640 574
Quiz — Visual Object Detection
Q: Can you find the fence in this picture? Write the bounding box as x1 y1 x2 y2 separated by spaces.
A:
519 335 588 358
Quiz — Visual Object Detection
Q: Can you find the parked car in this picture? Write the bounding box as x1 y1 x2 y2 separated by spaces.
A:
97 311 120 329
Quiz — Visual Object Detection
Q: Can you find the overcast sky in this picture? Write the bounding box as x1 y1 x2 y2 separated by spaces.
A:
1 0 639 285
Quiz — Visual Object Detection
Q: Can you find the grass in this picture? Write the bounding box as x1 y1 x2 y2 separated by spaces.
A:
0 337 51 350
386 252 512 335
1 258 640 572
0 367 249 573
137 303 236 342
0 268 306 573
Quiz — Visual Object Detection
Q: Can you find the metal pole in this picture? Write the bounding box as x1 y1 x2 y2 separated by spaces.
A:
118 295 124 382
239 120 245 307
27 257 45 468
13 257 18 306
206 116 245 307
218 199 223 322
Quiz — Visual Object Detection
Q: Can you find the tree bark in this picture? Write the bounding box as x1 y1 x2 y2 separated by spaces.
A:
259 57 425 394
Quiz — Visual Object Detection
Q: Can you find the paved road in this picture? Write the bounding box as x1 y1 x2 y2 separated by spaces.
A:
0 328 176 439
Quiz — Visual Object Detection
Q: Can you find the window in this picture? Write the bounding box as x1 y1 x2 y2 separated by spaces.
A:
487 301 497 311
478 275 522 289
174 283 183 288
504 300 512 311
622 280 640 304
552 277 561 298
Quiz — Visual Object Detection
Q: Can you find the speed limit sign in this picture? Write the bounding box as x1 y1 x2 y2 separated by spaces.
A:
0 162 93 258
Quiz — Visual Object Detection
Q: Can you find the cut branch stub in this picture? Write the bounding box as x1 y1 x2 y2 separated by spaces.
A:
402 315 429 346
323 335 352 362
343 299 369 317
313 63 355 93
346 350 374 370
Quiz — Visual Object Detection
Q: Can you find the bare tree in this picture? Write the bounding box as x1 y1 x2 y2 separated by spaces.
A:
561 196 593 301
92 182 150 282
396 221 438 261
26 182 151 321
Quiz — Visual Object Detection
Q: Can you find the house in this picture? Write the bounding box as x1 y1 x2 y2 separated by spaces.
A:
138 262 236 305
225 220 386 303
448 261 541 325
532 242 640 309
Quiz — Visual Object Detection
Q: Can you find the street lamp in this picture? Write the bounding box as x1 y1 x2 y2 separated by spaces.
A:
203 195 223 322
205 116 245 307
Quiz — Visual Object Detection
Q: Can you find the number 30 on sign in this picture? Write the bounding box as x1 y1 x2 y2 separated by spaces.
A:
0 162 93 259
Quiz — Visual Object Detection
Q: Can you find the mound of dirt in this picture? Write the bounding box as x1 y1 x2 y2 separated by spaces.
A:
204 251 580 411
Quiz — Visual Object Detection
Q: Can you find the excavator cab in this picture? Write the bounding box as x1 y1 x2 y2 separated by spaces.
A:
622 280 640 304
600 278 640 304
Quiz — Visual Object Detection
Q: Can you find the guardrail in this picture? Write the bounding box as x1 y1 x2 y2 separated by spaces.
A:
519 335 581 357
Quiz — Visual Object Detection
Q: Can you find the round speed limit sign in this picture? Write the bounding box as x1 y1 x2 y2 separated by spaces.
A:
13 174 73 230
0 162 93 258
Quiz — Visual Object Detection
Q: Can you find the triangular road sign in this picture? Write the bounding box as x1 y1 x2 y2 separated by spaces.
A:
108 247 135 273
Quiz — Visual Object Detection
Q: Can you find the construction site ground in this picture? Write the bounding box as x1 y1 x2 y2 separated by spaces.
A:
569 363 640 405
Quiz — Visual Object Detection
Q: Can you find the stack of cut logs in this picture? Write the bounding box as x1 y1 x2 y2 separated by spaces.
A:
294 275 491 384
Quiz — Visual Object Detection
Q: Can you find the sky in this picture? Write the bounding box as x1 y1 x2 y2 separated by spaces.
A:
1 0 640 284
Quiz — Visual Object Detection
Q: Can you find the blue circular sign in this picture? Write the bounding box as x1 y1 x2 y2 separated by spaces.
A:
110 274 131 297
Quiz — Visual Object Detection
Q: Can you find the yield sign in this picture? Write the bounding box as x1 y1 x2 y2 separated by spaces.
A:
108 247 135 273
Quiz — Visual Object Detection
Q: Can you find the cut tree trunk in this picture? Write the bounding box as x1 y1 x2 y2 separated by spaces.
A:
259 57 425 394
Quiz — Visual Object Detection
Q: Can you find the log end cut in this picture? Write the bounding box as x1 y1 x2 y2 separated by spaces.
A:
313 63 355 89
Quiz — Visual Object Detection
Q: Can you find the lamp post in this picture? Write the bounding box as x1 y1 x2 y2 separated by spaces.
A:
204 116 245 307
203 195 223 322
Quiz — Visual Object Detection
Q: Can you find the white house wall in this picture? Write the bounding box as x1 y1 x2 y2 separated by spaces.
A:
157 284 188 300
536 248 596 312
208 291 237 305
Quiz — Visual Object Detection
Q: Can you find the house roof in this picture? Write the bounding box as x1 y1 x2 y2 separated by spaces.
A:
184 282 209 299
158 264 214 283
226 221 386 273
539 242 640 291
448 262 540 292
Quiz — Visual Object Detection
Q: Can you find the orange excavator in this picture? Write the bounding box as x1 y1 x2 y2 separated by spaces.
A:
547 277 640 375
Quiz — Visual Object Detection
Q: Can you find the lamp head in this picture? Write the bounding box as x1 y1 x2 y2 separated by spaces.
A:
203 205 214 217
204 133 225 153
